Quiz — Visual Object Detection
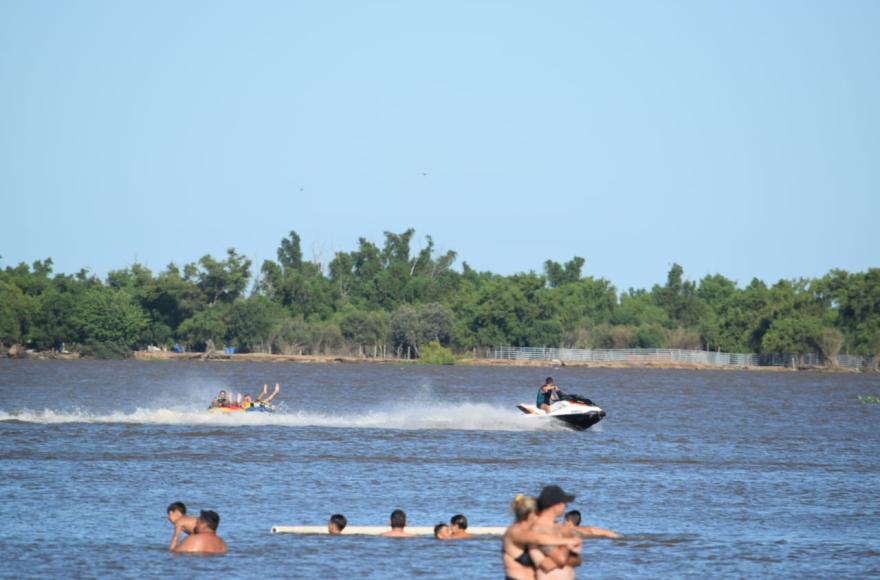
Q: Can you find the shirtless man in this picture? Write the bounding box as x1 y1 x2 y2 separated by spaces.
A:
564 510 622 539
528 485 582 580
172 510 228 554
380 509 414 537
449 514 474 539
166 502 198 550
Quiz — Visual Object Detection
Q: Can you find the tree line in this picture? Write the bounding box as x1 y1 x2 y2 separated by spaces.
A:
1 229 878 366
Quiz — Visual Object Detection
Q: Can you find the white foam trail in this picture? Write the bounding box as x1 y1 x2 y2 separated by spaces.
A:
0 402 558 432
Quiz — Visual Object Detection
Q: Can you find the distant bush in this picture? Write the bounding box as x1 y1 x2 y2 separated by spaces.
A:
419 341 456 365
79 340 131 359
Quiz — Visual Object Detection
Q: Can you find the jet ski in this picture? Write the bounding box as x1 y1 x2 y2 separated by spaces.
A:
516 393 606 431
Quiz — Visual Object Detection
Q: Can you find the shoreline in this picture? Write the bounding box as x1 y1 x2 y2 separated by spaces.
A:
2 349 864 373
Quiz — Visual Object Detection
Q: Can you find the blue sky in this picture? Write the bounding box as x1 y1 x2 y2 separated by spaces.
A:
1 1 877 292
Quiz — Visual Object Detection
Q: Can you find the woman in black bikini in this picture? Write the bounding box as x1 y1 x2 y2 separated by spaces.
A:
502 495 580 580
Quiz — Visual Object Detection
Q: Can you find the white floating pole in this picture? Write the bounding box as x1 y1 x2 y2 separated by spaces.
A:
270 525 507 536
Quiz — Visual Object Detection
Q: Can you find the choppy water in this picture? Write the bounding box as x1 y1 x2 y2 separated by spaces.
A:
0 360 878 578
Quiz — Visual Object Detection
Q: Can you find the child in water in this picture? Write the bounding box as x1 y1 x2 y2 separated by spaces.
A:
167 501 198 549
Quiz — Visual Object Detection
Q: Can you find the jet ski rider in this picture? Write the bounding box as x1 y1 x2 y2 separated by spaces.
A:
537 377 562 412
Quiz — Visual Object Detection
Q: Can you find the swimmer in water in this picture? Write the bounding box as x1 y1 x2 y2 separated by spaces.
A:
434 523 452 540
328 514 347 534
450 514 474 539
166 502 198 550
380 509 414 537
172 510 227 554
563 510 622 539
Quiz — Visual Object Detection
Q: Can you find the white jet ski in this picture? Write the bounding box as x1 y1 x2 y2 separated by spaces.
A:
516 393 606 431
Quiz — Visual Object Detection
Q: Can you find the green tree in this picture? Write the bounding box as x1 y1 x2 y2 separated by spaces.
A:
633 323 667 348
226 296 284 353
391 302 454 356
652 263 708 327
259 232 335 318
71 287 149 350
458 274 561 347
0 280 31 346
340 309 389 355
194 249 252 306
544 257 585 288
761 315 823 355
612 290 668 327
178 306 228 351
554 277 617 331
819 269 880 358
28 274 100 350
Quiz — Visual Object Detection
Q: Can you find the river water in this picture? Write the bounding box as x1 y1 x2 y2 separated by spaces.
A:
0 360 878 578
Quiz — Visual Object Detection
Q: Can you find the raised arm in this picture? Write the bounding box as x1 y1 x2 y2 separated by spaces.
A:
261 383 281 403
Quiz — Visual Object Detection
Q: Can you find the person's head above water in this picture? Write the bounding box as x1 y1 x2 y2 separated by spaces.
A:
166 501 187 523
564 510 582 526
244 394 253 403
218 390 227 399
389 509 407 529
328 514 347 534
537 484 576 514
510 494 539 522
450 514 468 531
434 523 452 539
196 510 220 533
544 377 555 386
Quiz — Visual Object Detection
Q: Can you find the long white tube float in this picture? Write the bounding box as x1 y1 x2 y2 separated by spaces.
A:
271 525 507 536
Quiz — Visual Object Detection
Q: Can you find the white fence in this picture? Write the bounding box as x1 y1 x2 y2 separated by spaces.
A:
491 346 869 370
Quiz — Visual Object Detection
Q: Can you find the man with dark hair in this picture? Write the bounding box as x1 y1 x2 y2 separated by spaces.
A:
564 510 622 539
210 390 230 408
328 514 347 534
528 485 582 577
166 501 198 550
172 510 228 554
380 509 414 537
449 514 473 539
537 377 561 412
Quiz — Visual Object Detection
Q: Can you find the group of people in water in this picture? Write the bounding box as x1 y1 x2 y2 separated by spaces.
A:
501 485 620 579
209 383 281 410
185 377 611 578
166 484 619 579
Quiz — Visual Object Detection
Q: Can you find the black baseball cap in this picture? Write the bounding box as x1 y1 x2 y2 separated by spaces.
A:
537 485 576 510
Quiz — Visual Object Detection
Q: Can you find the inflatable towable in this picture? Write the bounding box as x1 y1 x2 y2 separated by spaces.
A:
207 402 276 414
